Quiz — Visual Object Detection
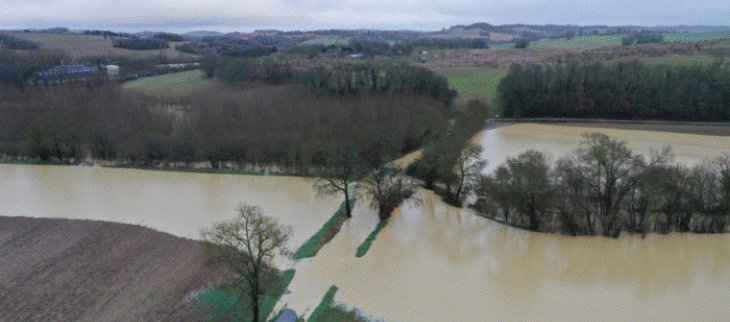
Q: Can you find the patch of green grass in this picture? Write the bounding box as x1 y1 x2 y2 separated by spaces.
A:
300 35 349 46
293 201 349 260
435 67 509 104
307 286 368 322
355 221 388 258
664 31 730 43
307 286 338 322
122 69 218 99
261 269 296 320
197 269 295 322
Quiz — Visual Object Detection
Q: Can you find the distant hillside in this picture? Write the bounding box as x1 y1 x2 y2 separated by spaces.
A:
182 31 224 38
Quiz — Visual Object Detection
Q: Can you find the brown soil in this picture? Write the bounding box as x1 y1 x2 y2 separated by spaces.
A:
0 216 227 322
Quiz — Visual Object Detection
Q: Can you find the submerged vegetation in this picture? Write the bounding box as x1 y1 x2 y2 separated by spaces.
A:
355 221 389 257
294 201 350 260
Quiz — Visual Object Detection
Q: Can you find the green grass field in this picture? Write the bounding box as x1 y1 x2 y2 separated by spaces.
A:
121 69 219 99
664 31 730 43
434 67 509 103
300 35 349 46
9 32 199 60
490 31 730 50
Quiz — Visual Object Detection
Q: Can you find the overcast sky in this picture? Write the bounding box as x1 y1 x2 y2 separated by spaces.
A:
1 0 728 32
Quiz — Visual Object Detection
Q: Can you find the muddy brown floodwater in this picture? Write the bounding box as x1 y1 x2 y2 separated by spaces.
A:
477 123 730 174
0 165 341 246
2 124 730 321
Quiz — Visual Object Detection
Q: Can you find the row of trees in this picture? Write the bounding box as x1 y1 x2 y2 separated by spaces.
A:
1 49 69 90
0 80 449 173
207 57 456 106
407 100 491 206
0 33 39 50
622 32 664 46
498 60 730 121
298 63 456 106
410 37 489 49
476 133 729 236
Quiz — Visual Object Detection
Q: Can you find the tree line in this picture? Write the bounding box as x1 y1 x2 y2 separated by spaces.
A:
475 133 729 236
0 33 40 50
622 32 664 46
498 60 730 121
0 79 449 172
207 57 456 106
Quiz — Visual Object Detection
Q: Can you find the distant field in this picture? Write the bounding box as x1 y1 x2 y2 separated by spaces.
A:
8 32 199 60
434 67 509 104
664 31 730 43
428 27 514 42
300 35 348 46
490 31 730 50
621 55 719 66
122 69 219 99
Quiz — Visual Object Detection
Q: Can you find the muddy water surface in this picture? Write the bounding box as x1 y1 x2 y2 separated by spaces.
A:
479 123 730 174
2 124 730 321
0 165 340 245
286 190 730 321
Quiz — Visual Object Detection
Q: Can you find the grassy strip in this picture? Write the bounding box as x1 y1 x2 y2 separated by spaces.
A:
103 165 309 178
261 269 296 321
293 201 350 260
355 221 388 258
197 269 296 322
307 286 338 322
0 160 73 166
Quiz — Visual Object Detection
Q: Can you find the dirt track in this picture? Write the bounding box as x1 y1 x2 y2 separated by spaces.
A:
0 216 226 321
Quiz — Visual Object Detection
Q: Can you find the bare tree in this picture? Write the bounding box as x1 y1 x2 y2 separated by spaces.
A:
447 144 487 206
200 204 292 322
360 165 419 220
311 141 363 217
572 133 672 236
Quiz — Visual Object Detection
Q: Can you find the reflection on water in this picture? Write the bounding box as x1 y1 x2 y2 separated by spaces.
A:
0 164 340 244
286 190 730 321
478 124 730 174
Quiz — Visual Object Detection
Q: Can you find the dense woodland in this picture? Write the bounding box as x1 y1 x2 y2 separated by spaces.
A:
209 56 456 106
499 61 730 121
0 53 450 173
475 134 730 236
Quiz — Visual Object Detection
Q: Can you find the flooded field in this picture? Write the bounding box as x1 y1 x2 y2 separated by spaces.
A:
0 165 340 245
478 123 730 174
285 190 730 321
1 123 729 321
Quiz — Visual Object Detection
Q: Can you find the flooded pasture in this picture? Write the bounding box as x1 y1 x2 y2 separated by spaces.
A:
479 123 730 174
0 165 340 245
1 123 729 321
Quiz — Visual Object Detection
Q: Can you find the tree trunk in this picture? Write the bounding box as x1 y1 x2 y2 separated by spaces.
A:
252 288 260 322
344 187 352 217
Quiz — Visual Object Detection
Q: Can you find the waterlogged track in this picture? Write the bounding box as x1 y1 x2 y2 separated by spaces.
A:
285 191 730 322
0 165 341 244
